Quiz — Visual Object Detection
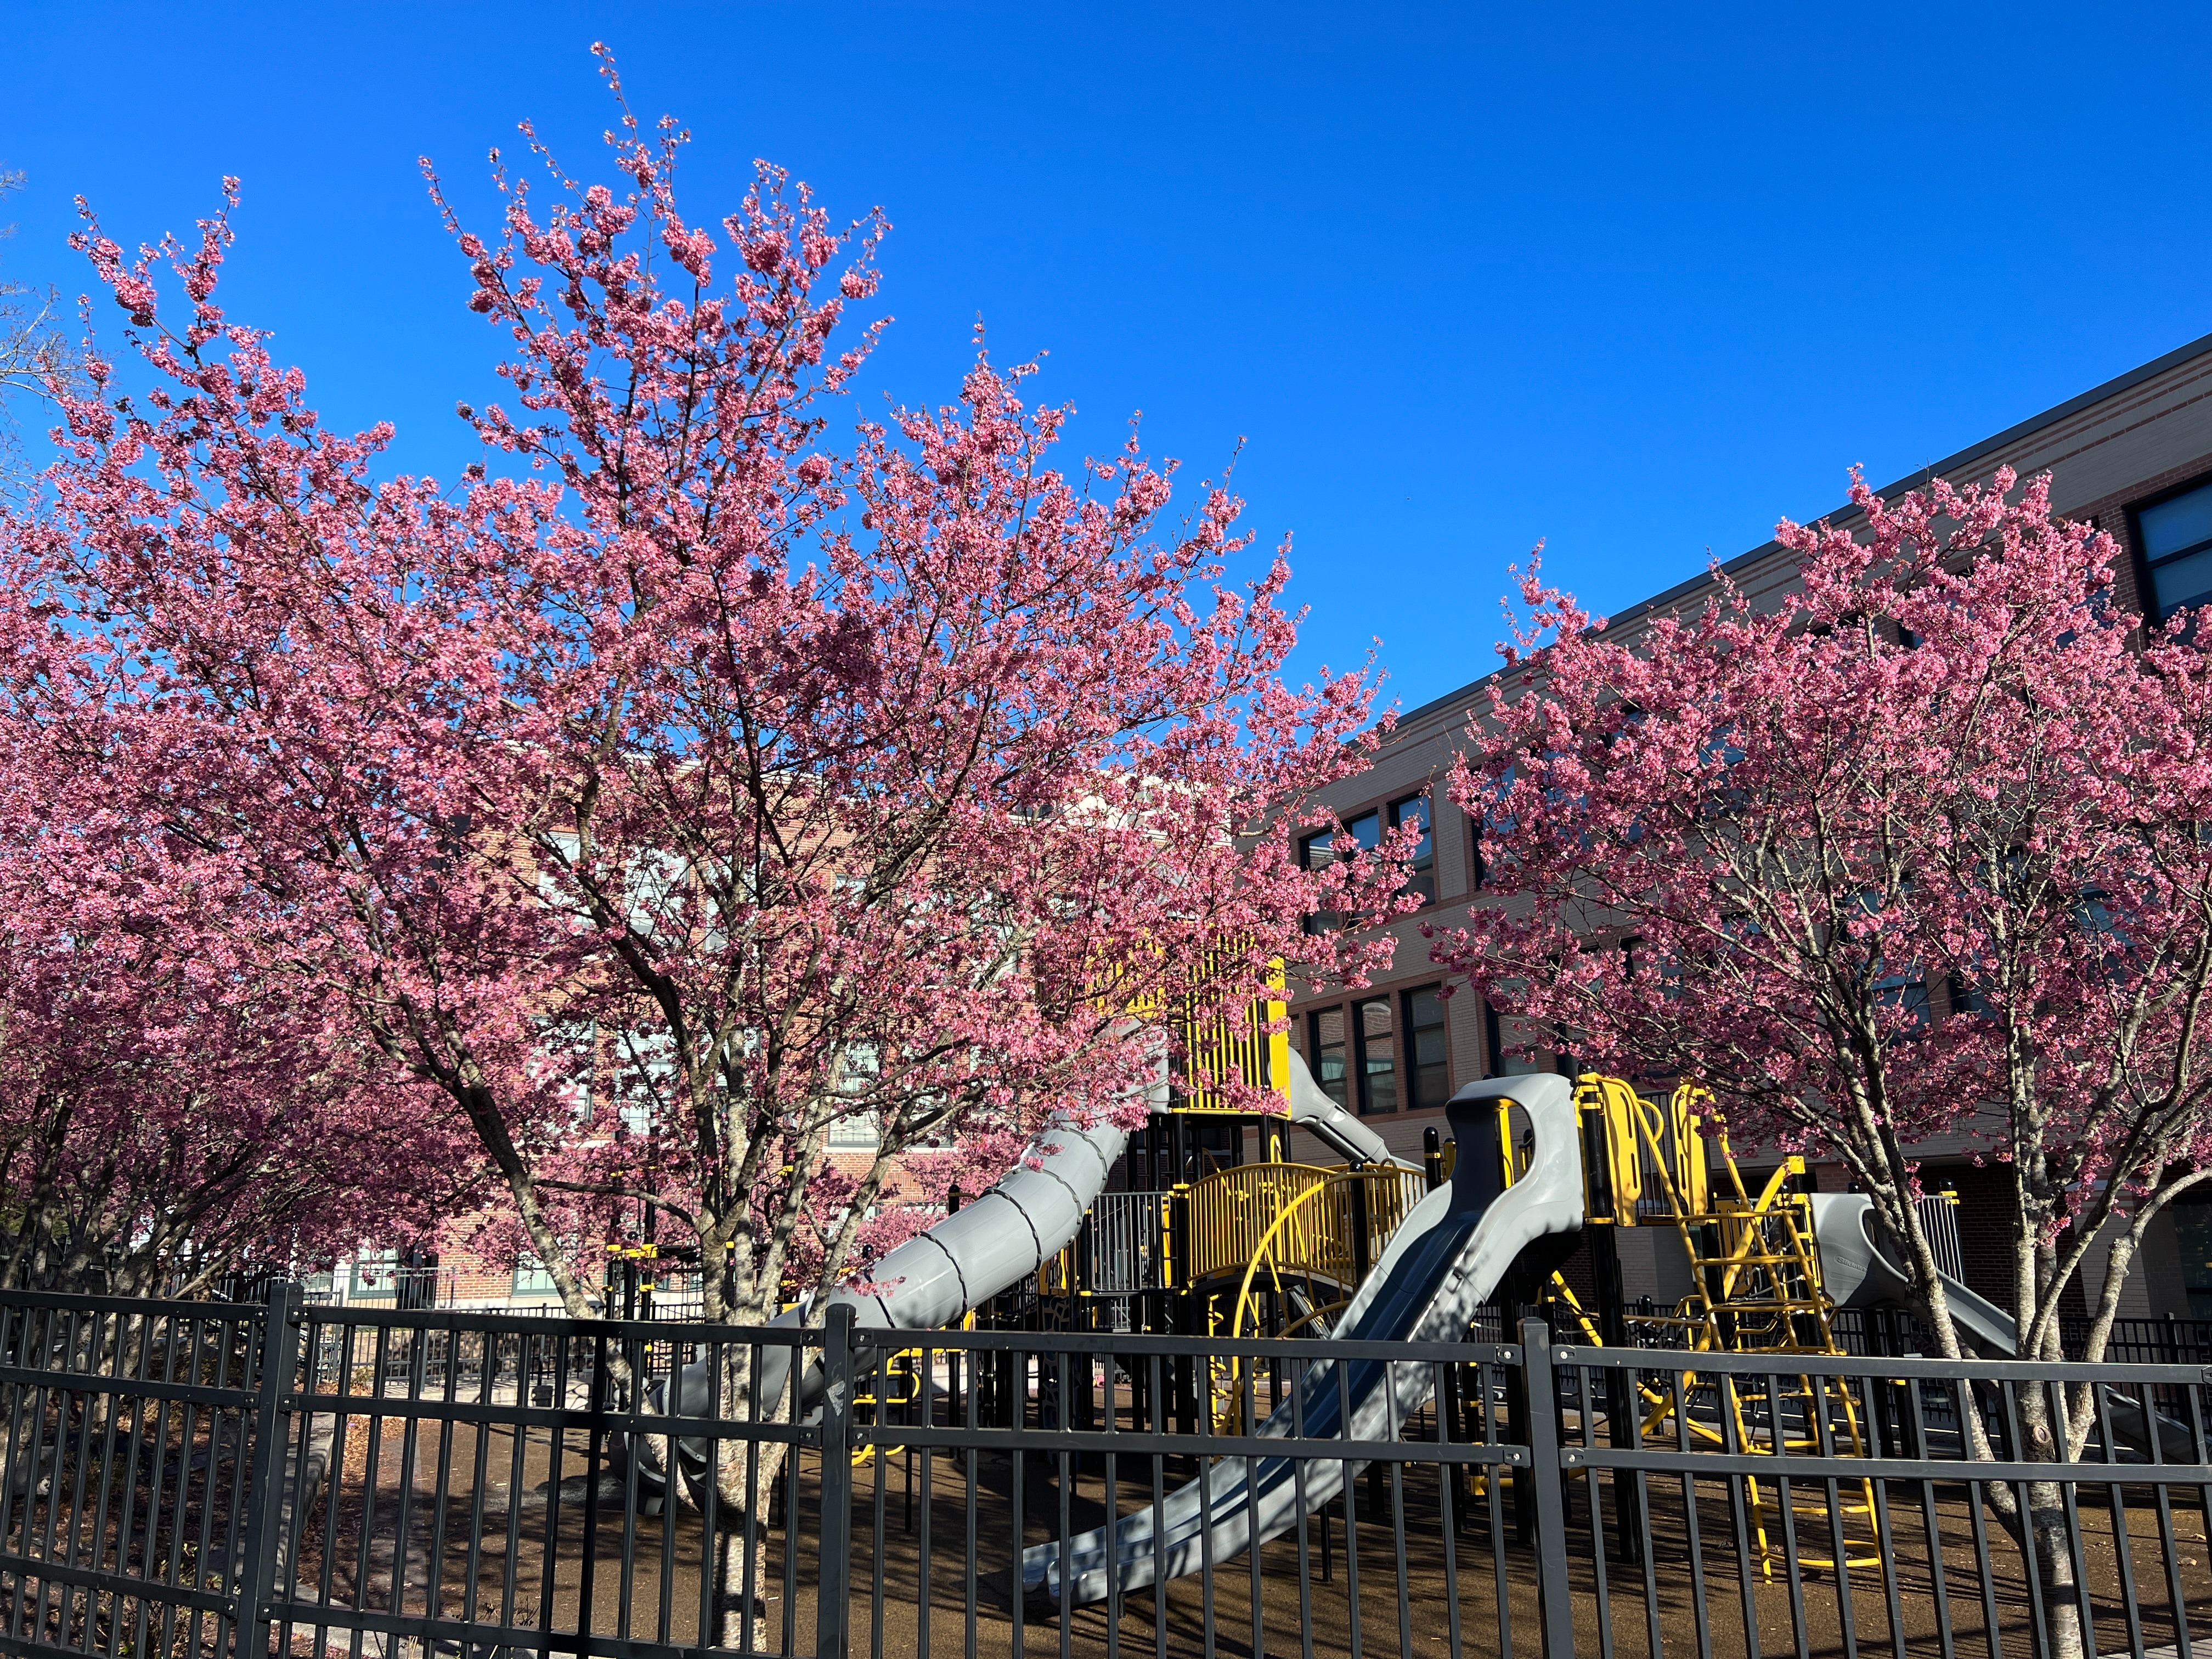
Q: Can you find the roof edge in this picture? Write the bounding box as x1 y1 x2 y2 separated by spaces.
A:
1385 326 2212 738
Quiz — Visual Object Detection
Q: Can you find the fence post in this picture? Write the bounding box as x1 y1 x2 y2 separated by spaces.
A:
234 1280 304 1656
816 1304 856 1659
1519 1317 1576 1659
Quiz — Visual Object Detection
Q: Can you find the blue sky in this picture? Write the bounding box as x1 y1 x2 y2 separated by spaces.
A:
4 2 2208 718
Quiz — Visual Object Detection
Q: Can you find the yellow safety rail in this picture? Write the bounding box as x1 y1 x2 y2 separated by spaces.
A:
1151 1160 1425 1436
1207 1176 1351 1434
1086 943 1288 1108
1176 950 1291 1113
850 1346 926 1465
1178 1163 1420 1288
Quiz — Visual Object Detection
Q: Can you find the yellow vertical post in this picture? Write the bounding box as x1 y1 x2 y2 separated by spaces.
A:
1265 957 1290 1162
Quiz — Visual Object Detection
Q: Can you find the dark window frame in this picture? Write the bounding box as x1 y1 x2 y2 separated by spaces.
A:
1389 792 1436 906
1305 1005 1352 1109
2129 470 2212 623
1467 761 1516 891
1299 772 1466 924
1352 993 1398 1116
1299 806 1388 933
1402 984 1451 1111
1299 981 1454 1116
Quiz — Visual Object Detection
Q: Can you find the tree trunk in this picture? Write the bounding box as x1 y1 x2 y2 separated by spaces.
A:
2024 1473 2085 1659
712 1340 794 1647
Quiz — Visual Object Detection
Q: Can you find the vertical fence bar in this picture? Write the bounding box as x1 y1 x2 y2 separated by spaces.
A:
233 1282 303 1655
818 1306 856 1659
1522 1319 1576 1659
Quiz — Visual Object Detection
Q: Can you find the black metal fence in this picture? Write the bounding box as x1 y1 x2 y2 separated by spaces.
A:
5 1288 2212 1659
1823 1303 2212 1367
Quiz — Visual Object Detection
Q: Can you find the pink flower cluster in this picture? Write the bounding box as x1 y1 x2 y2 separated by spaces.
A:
1432 468 2212 1361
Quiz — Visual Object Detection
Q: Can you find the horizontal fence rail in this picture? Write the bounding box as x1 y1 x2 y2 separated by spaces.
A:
269 1303 829 1659
4 1288 2212 1659
836 1323 1537 1659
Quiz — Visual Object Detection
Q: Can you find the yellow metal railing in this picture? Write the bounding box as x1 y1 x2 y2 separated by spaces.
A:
1176 948 1290 1113
1557 1073 1880 1576
1178 1163 1420 1287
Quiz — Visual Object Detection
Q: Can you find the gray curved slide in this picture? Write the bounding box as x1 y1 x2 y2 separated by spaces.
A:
1018 1072 1586 1607
1282 1047 1421 1173
638 1042 1417 1492
1807 1193 2018 1356
764 1047 1394 1394
1808 1193 2190 1463
641 1088 1146 1489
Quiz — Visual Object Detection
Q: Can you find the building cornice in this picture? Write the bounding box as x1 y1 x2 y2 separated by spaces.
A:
1387 328 2212 741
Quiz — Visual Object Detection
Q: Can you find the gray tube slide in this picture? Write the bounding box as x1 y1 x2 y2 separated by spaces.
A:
1018 1073 1586 1607
1808 1193 2190 1463
651 1086 1150 1456
640 1098 1142 1499
1282 1047 1420 1172
1808 1193 2018 1356
797 1044 1398 1358
642 1036 1402 1487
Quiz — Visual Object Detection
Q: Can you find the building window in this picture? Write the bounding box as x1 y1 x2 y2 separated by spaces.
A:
1304 984 1452 1115
1873 970 1931 1029
1300 809 1383 932
2171 1195 2212 1321
1305 998 1394 1114
1309 1007 1349 1106
1404 986 1450 1109
1390 794 1435 904
514 1251 561 1298
1468 763 1513 890
2137 478 2212 620
1356 997 1397 1115
1298 830 1335 935
349 1251 397 1301
827 1110 883 1150
1300 811 1383 866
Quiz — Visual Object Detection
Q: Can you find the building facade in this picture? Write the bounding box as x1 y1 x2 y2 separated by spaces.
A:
1280 329 2212 1327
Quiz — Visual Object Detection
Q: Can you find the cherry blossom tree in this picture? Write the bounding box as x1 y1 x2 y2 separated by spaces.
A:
0 627 471 1297
3 52 1413 1358
1433 470 2212 1653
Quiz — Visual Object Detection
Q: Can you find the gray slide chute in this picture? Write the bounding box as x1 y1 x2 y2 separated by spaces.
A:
1282 1047 1420 1172
1808 1193 2190 1463
639 1039 1418 1494
1808 1193 2018 1356
642 1093 1146 1488
1018 1071 1586 1608
767 1045 1403 1394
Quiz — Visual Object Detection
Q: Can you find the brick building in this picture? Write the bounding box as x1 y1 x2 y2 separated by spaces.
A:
1277 328 2212 1326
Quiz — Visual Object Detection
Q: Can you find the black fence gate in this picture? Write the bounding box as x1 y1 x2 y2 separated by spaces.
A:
0 1288 300 1659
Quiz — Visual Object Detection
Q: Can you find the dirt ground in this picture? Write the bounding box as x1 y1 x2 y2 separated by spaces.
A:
276 1402 2212 1659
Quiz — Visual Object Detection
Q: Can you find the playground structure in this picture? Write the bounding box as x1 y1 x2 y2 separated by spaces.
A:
638 977 2046 1604
996 1049 1909 1601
